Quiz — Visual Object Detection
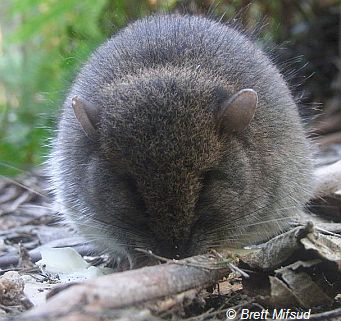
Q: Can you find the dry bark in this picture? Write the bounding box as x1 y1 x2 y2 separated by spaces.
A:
313 160 341 197
2 254 232 321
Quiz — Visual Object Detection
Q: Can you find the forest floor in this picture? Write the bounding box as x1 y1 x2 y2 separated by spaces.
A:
0 144 341 321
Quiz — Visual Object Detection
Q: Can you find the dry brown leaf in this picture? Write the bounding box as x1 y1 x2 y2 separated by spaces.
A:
269 276 298 307
278 270 333 308
301 232 341 270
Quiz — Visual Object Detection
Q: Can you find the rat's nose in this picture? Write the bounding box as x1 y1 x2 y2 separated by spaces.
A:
157 239 189 259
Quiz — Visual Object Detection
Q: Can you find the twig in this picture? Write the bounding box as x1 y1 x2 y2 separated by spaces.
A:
313 160 341 198
3 253 231 321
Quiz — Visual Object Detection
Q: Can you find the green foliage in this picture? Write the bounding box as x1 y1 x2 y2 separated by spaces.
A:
1 0 114 175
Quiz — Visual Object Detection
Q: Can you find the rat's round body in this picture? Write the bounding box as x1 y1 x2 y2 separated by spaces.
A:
49 15 313 262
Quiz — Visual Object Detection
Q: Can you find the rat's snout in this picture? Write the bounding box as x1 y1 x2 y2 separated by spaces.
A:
156 239 190 259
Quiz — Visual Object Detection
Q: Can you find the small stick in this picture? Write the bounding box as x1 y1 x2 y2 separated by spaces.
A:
5 253 231 321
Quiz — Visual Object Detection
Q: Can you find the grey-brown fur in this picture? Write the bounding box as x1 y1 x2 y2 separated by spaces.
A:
49 15 313 261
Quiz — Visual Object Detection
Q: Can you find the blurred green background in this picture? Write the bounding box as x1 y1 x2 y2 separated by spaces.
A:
0 0 340 175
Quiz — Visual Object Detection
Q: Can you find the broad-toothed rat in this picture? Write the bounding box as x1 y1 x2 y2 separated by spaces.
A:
49 15 313 262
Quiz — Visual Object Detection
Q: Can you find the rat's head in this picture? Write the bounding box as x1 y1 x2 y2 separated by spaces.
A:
70 69 257 261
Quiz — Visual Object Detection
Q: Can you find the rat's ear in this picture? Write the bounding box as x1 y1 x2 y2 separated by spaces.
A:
72 96 99 140
217 89 258 134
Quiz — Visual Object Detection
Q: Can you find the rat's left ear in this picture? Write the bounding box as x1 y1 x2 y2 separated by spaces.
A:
217 89 258 134
72 96 99 140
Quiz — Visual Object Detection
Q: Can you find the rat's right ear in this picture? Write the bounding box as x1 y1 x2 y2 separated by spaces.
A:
217 89 258 134
72 96 99 140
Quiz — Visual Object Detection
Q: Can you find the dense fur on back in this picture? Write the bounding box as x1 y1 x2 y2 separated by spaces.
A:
49 15 313 261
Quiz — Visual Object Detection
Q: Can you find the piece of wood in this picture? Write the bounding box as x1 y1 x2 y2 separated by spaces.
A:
3 308 163 321
317 132 341 148
237 224 314 270
313 113 341 136
3 254 231 321
313 160 341 197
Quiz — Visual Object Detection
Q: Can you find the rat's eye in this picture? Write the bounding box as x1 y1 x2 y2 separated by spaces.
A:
202 169 229 183
122 173 147 211
123 174 139 194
